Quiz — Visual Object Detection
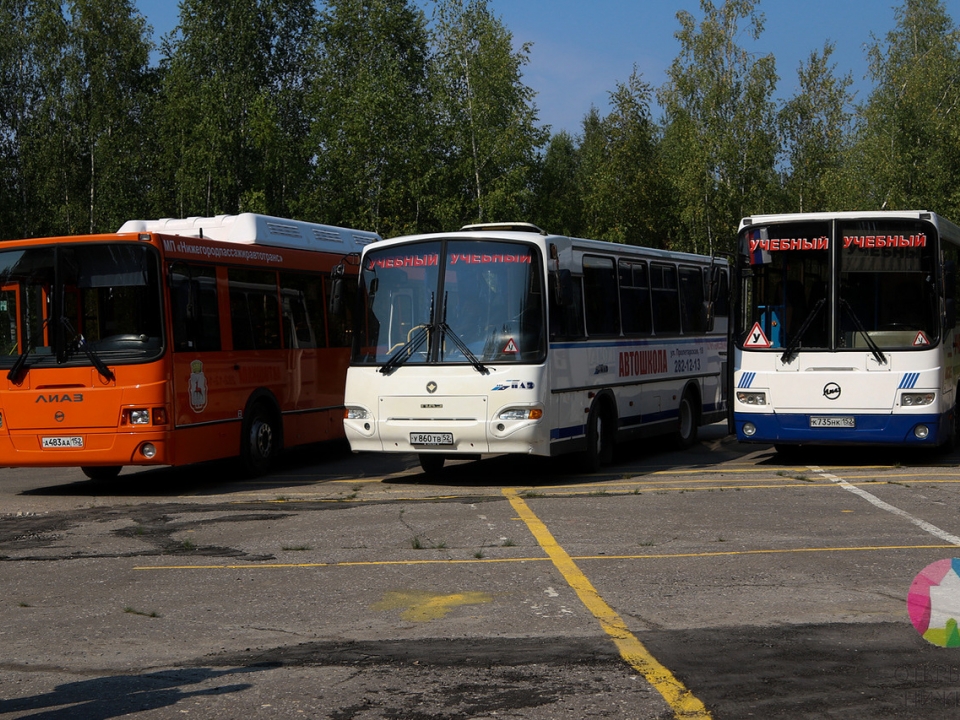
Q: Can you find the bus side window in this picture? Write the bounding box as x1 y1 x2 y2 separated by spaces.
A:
651 263 681 334
0 285 19 355
280 272 326 349
549 274 584 340
169 264 221 352
583 255 620 336
228 268 281 351
619 260 651 336
679 266 705 333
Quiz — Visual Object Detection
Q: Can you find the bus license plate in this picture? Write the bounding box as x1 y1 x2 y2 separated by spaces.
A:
410 432 454 446
809 416 855 428
42 436 84 448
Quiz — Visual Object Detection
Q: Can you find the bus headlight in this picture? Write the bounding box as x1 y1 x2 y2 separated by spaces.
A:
736 391 767 406
123 409 151 425
742 422 757 436
498 407 543 421
344 406 371 420
901 392 935 407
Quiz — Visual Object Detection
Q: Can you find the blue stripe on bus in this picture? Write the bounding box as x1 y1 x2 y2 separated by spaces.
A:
735 411 946 446
551 424 586 440
737 372 755 388
898 372 920 389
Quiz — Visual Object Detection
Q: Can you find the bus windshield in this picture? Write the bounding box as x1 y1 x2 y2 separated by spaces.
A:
354 239 546 367
738 218 939 352
0 243 163 370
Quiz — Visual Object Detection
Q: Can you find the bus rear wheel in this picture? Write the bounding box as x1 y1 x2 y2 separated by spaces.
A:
241 402 280 477
81 465 121 482
675 389 700 449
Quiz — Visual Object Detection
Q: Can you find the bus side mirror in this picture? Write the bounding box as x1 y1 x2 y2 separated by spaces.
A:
328 264 345 316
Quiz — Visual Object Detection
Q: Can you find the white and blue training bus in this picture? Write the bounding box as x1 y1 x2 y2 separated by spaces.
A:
733 210 960 450
338 222 729 473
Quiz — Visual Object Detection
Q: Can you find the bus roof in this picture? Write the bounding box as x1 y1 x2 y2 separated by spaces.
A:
372 224 726 266
117 213 381 253
739 210 960 242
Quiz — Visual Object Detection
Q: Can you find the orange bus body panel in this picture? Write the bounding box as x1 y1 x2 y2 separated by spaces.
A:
0 215 372 472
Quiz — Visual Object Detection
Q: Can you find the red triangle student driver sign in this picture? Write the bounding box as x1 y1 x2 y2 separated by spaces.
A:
502 338 519 354
744 322 771 348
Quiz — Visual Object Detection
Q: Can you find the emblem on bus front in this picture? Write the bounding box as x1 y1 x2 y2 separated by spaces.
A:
426 381 437 394
823 382 841 400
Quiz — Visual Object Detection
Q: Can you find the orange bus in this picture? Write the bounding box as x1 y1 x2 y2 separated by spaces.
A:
0 213 379 480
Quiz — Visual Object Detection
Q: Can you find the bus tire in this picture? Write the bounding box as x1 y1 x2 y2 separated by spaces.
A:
419 453 445 475
240 400 281 477
580 401 613 473
675 388 700 449
81 465 121 482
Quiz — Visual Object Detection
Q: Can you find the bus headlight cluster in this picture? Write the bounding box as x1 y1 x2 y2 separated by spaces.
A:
736 391 767 406
498 408 544 421
344 406 371 420
901 392 935 407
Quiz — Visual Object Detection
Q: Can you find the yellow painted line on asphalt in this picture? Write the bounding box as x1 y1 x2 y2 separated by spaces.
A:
503 488 711 720
132 543 955 571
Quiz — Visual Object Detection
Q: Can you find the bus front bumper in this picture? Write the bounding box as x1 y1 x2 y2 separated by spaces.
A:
0 430 170 467
735 411 947 446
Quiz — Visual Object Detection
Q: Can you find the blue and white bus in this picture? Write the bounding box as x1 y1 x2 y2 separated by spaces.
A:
340 223 729 473
733 210 960 450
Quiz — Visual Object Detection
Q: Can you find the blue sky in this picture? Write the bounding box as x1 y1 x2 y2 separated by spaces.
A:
133 0 960 135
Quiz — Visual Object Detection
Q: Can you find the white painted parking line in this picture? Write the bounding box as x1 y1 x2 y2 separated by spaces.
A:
808 465 960 546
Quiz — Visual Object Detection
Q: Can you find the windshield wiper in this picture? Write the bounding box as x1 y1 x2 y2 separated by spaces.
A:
780 298 825 364
840 299 887 365
439 292 489 375
60 317 115 382
7 317 50 384
379 293 435 376
379 323 432 376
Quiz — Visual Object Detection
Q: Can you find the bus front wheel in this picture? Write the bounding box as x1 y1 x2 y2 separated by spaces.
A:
419 453 445 475
81 465 121 482
580 402 613 473
241 402 280 477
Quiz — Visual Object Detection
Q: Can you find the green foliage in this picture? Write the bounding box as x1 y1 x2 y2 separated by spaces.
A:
157 0 314 219
854 0 960 217
778 43 856 213
429 0 547 228
658 0 779 254
3 0 960 245
576 69 673 247
306 0 431 235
